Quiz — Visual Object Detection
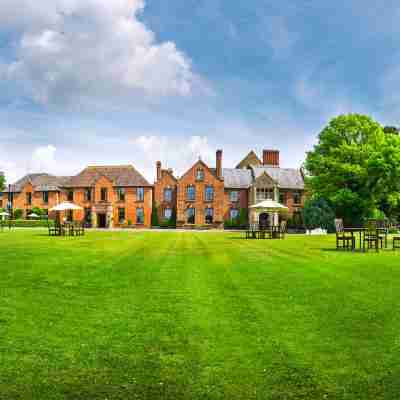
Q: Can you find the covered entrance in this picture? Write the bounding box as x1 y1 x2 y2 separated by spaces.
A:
259 213 270 230
97 213 107 228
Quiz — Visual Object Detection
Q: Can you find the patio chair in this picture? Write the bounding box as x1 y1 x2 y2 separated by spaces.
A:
48 219 62 236
335 219 355 250
374 219 389 248
363 221 383 252
278 220 287 239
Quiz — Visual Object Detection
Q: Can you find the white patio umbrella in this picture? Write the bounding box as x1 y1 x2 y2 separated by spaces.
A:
28 213 39 218
250 199 289 211
50 202 83 212
0 211 10 217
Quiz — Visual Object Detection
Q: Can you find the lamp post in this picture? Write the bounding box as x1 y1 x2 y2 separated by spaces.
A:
7 184 13 229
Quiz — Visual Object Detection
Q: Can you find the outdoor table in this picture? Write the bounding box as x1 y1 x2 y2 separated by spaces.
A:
343 227 365 250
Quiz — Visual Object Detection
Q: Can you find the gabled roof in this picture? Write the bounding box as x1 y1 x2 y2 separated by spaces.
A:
4 173 67 193
236 151 262 169
180 159 223 182
222 168 252 188
66 165 151 188
253 167 304 190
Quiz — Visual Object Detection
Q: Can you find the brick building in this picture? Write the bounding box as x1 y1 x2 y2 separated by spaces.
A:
3 165 152 228
153 149 305 229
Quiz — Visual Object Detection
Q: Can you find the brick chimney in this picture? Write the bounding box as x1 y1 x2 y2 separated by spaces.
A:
156 161 162 182
263 150 280 167
216 149 223 179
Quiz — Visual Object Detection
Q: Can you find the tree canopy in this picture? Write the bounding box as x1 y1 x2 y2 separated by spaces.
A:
305 114 400 224
0 173 5 193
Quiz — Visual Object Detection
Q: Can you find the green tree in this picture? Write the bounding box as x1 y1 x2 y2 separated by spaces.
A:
0 172 5 192
302 198 335 232
151 205 159 227
305 114 400 224
383 126 399 135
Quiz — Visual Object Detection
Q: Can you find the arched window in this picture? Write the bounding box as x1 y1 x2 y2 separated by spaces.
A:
205 207 213 224
196 168 204 181
187 185 196 201
186 207 195 224
205 185 214 202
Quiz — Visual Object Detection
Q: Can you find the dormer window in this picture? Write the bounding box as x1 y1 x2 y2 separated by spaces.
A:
196 168 204 181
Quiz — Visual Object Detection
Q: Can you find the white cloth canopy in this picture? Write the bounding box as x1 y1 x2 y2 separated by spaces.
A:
50 202 83 212
28 213 39 218
0 211 10 216
249 199 288 212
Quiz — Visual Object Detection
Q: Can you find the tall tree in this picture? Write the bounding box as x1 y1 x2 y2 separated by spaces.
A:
0 172 5 192
305 114 400 224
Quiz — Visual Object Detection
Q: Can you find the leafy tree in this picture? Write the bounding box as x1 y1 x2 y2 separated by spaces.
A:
302 198 335 232
383 126 399 135
151 205 159 227
239 208 248 227
305 114 400 224
0 172 5 192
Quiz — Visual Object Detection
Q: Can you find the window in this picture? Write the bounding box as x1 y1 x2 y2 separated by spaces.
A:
137 187 144 202
26 192 32 205
196 168 204 181
117 188 125 202
164 188 172 202
293 191 301 205
67 210 73 222
67 190 74 202
164 208 172 220
118 208 126 224
256 188 274 201
230 208 239 220
279 192 286 205
205 207 213 224
42 191 49 204
230 191 239 202
187 185 195 201
100 188 108 201
205 186 214 202
84 188 92 202
186 208 195 224
136 207 144 224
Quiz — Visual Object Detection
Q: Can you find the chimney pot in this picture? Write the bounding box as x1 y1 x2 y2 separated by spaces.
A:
263 150 280 167
156 161 162 182
216 149 223 179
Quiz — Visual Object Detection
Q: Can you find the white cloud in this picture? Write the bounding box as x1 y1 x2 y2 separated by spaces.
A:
30 145 57 172
130 134 214 179
1 0 197 105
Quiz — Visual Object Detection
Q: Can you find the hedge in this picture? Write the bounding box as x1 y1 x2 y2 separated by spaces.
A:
4 220 49 228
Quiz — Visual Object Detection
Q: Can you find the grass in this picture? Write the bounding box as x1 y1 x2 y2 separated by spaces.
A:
1 229 400 399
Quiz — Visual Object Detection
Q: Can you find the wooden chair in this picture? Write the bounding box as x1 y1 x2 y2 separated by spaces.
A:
278 220 287 239
48 219 62 236
393 236 400 251
335 219 355 250
363 221 383 252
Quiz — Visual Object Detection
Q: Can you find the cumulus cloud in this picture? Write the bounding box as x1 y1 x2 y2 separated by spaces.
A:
1 0 197 106
130 134 214 178
29 145 57 172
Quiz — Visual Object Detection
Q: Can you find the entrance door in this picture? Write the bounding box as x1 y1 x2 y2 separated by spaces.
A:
259 213 269 230
97 213 107 228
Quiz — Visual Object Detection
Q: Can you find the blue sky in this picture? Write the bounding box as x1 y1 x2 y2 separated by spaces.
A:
1 0 399 182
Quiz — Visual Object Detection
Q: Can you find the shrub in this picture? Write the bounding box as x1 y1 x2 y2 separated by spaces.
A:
13 209 23 219
151 205 159 227
9 219 49 228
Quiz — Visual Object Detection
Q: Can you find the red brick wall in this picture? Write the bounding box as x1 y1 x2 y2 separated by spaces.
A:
176 161 224 228
154 170 177 222
223 189 248 220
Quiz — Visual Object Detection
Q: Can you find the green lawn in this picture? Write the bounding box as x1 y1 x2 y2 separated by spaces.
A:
1 230 400 399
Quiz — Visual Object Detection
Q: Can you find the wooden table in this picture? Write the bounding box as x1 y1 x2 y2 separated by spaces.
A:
344 227 388 251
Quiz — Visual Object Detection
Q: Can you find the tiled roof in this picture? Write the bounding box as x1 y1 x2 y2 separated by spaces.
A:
4 173 66 192
67 165 151 187
253 167 304 190
222 168 252 188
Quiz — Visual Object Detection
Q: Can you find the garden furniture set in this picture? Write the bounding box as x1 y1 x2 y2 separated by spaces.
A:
245 221 287 240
